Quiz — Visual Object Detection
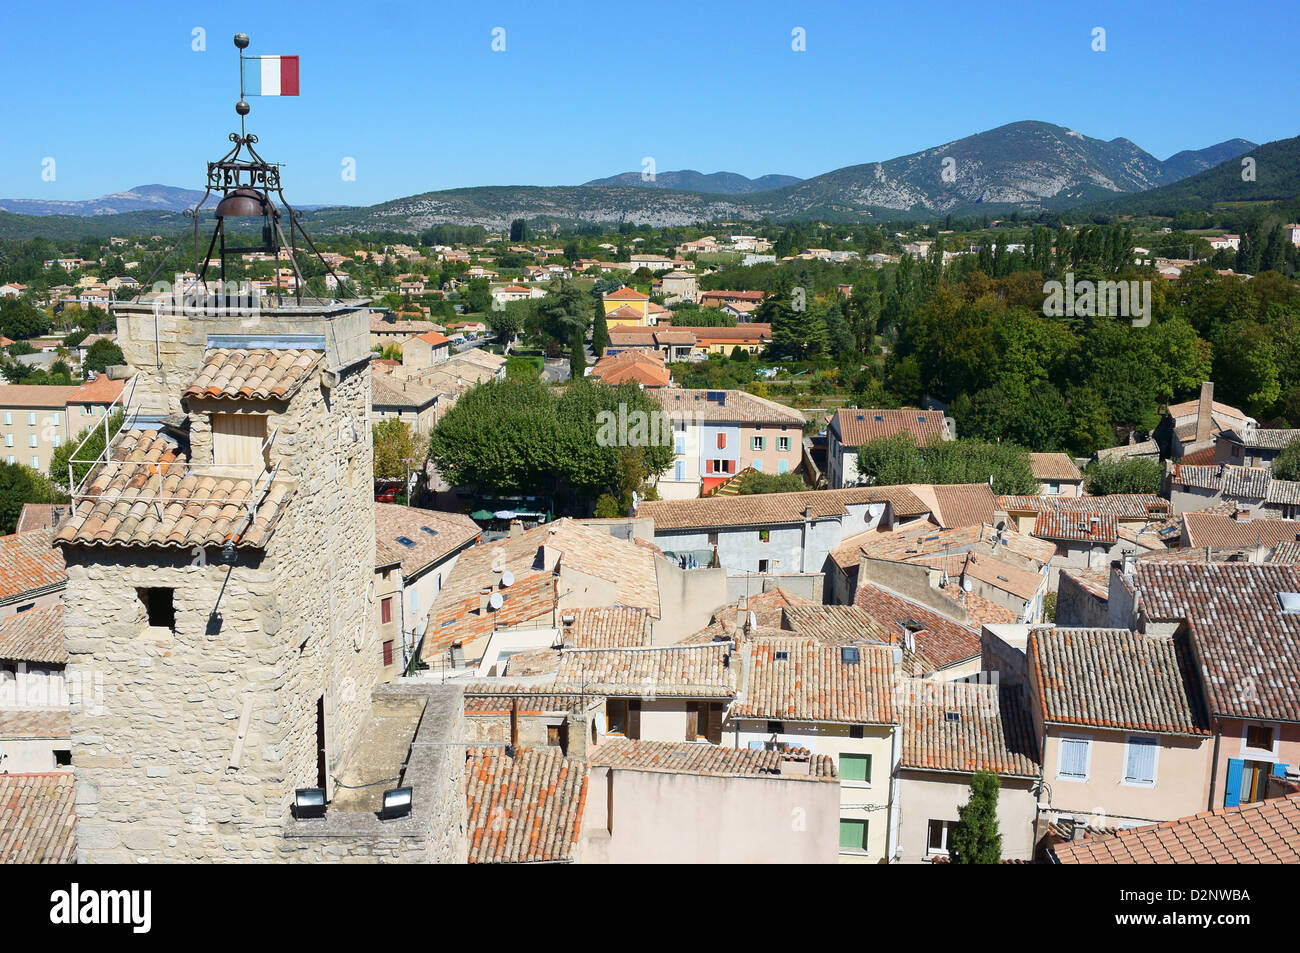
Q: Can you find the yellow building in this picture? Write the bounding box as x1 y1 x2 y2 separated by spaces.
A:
602 286 650 326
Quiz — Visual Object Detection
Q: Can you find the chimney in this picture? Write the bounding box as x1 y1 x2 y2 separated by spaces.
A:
1195 381 1214 443
509 697 520 752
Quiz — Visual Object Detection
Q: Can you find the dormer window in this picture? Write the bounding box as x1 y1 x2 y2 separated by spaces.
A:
211 412 269 472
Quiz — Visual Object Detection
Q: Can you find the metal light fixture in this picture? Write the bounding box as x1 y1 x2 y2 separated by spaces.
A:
380 786 412 820
293 787 326 820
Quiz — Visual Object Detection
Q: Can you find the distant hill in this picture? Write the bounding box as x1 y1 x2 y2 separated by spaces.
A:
582 170 802 194
1079 135 1300 216
0 123 1285 239
0 184 207 217
1160 138 1257 183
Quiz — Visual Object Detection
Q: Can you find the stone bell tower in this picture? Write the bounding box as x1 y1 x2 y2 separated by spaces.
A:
58 34 381 862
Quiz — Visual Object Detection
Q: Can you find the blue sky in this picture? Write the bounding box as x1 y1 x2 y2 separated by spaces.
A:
2 0 1296 206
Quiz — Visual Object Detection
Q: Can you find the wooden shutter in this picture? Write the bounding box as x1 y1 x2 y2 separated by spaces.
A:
211 413 267 469
628 699 641 740
707 703 723 744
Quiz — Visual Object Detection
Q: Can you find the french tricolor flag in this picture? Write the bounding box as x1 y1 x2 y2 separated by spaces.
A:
243 55 299 96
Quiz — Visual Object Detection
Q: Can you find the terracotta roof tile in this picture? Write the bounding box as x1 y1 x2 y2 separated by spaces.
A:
900 683 1039 777
592 738 837 780
465 747 588 863
0 604 65 664
374 504 480 576
652 388 804 424
853 583 981 671
732 636 897 724
1182 513 1300 550
0 709 70 740
1135 563 1300 722
1034 510 1119 544
1053 792 1300 864
640 485 928 531
552 642 736 697
1028 627 1211 735
831 408 948 447
561 606 653 648
998 494 1170 521
0 529 65 602
54 430 292 549
0 773 76 863
182 347 322 401
1029 452 1083 482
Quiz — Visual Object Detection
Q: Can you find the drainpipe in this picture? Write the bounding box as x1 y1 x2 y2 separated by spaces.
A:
800 506 812 574
886 723 902 863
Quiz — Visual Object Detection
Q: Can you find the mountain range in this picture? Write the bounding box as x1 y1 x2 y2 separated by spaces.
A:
582 170 802 193
0 122 1280 239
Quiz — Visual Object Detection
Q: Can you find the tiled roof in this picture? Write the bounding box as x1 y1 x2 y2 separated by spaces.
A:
0 529 65 601
551 642 736 697
374 504 480 576
371 373 439 409
912 551 1046 601
1052 793 1300 864
732 636 897 724
926 483 999 529
561 606 653 648
1267 480 1300 506
0 709 70 740
999 494 1171 521
1222 427 1300 450
1029 452 1083 482
462 686 602 716
465 748 588 863
15 504 68 534
832 522 1054 571
0 384 81 409
1271 541 1300 564
688 325 773 343
54 430 292 550
605 304 645 320
900 683 1039 777
604 287 650 301
853 583 981 670
0 773 76 864
706 587 815 633
831 408 948 447
592 738 838 780
781 603 896 645
1061 567 1111 599
653 388 804 424
414 330 450 346
641 485 928 532
182 348 322 401
0 605 65 664
1028 627 1211 735
1182 513 1300 550
1171 464 1272 499
67 374 126 406
1136 563 1300 722
588 351 671 387
1166 397 1250 422
1033 511 1119 544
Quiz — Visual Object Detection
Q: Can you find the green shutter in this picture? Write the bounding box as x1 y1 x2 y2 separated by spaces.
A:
839 819 868 851
840 752 871 782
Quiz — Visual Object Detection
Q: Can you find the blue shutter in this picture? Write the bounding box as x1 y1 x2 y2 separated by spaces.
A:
1273 762 1289 777
1224 758 1244 807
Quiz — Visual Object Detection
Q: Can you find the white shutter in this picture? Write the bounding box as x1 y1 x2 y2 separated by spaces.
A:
1125 737 1157 784
1060 738 1089 778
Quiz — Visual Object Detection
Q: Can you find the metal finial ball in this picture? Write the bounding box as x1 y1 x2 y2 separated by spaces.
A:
233 33 250 49
236 100 251 116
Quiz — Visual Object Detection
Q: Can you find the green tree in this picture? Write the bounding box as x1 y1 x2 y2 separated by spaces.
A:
50 411 124 489
428 376 559 494
84 338 125 375
949 770 1002 864
372 418 422 483
1083 457 1163 496
854 434 1037 495
509 218 529 242
591 307 609 358
738 471 806 494
0 461 65 535
1272 439 1300 482
569 328 586 379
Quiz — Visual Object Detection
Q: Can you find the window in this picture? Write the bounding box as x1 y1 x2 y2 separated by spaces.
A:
840 753 871 783
1058 736 1091 781
778 436 790 452
1123 736 1158 786
5 456 12 465
52 435 61 448
381 597 392 624
54 749 71 767
766 720 784 734
2 412 9 425
927 819 956 855
757 559 769 573
751 436 765 451
759 530 770 542
778 459 788 474
839 819 869 853
137 587 176 630
26 412 35 426
1246 724 1276 751
674 461 685 481
3 435 10 447
30 456 38 469
211 412 269 470
382 640 394 667
606 699 640 738
849 725 865 739
28 434 37 448
674 434 686 454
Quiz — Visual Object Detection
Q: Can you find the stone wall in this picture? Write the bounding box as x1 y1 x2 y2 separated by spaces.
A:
69 301 384 862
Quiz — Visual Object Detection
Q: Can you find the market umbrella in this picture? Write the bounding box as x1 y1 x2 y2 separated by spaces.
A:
493 510 518 520
470 509 494 521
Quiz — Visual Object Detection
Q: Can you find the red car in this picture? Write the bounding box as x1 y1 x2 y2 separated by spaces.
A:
374 487 399 503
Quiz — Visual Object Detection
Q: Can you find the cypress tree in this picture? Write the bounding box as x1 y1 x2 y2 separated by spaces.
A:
950 770 1002 864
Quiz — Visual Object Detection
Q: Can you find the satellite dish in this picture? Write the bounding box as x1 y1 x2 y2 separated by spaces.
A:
631 490 640 514
488 592 504 611
500 570 515 588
